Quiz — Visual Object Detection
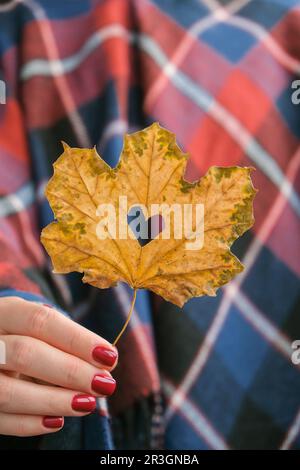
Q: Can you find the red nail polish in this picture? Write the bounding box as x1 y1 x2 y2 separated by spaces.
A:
43 416 64 429
92 346 118 367
72 394 96 413
91 374 116 396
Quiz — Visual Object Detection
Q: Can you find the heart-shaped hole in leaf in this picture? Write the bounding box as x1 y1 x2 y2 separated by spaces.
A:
127 206 165 246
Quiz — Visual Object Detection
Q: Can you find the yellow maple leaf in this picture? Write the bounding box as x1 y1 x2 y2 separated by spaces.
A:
41 123 256 342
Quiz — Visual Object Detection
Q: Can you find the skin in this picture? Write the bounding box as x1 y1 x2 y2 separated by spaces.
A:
0 297 118 437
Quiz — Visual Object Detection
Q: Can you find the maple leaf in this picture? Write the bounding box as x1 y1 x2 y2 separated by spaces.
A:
41 123 256 326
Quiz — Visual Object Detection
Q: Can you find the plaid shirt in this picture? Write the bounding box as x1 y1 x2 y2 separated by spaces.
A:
0 0 299 450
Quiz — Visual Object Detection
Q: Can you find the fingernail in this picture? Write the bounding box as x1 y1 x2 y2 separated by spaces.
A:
72 394 96 413
92 346 118 367
43 303 54 309
91 374 116 396
43 416 64 429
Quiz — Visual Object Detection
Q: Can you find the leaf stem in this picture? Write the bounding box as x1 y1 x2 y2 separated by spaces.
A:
113 288 137 346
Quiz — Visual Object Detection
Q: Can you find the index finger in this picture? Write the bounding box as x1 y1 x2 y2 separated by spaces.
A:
0 297 118 370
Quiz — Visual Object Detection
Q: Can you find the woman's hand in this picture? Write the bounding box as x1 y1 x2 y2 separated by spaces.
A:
0 297 118 437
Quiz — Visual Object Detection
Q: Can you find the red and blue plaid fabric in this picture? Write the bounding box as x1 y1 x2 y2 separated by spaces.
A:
0 0 299 450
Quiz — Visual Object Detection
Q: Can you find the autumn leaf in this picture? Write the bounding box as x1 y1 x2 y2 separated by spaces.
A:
41 123 256 328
